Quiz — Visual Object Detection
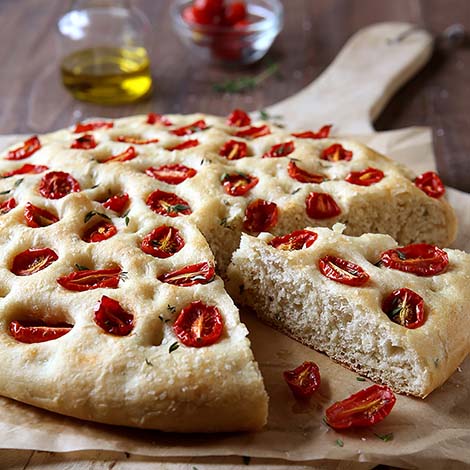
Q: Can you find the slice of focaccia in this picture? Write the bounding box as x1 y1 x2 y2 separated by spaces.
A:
227 226 470 397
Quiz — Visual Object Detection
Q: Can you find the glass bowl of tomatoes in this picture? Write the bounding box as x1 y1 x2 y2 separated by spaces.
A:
171 0 283 66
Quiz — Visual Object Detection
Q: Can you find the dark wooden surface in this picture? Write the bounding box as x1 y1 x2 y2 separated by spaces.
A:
0 0 469 191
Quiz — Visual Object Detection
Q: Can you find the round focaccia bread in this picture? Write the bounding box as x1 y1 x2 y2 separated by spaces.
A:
227 226 470 398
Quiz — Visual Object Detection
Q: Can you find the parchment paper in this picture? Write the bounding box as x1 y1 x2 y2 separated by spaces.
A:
1 128 469 470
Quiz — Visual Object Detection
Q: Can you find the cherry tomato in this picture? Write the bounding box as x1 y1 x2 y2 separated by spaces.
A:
103 146 137 163
219 139 248 160
292 125 332 139
173 300 223 347
345 167 384 186
57 267 121 291
146 190 192 217
306 192 341 219
38 171 81 199
6 136 41 160
146 112 172 126
70 134 97 150
235 125 271 139
380 243 448 277
74 121 113 133
11 247 58 276
414 171 445 198
284 361 321 399
221 172 258 196
115 136 159 145
0 197 16 215
158 261 215 287
102 193 129 215
2 164 48 177
288 161 324 183
223 1 247 25
141 225 185 258
167 139 200 151
9 320 73 343
24 202 59 228
82 220 117 243
243 199 278 233
321 143 353 162
94 295 134 336
145 164 197 184
269 229 318 251
226 109 251 127
382 288 425 329
171 120 208 136
263 141 295 158
319 255 370 286
325 385 396 430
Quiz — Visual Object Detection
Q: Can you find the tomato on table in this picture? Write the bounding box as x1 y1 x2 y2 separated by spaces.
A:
226 109 251 127
94 296 134 336
382 288 425 329
219 139 248 160
158 261 215 287
39 171 81 199
11 248 58 276
263 141 295 158
292 125 332 139
146 190 192 217
167 140 200 151
9 320 73 343
305 192 341 219
103 146 137 163
284 361 321 399
6 136 41 160
74 121 113 133
102 193 129 215
57 268 121 291
146 164 197 184
0 197 17 215
243 199 278 233
288 161 324 184
141 226 185 258
321 143 353 162
82 220 117 243
345 167 384 186
414 171 445 198
319 255 370 286
221 172 258 196
2 164 48 177
269 229 318 251
24 202 59 228
70 134 97 150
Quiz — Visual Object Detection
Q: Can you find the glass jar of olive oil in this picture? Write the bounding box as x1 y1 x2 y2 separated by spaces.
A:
57 0 152 104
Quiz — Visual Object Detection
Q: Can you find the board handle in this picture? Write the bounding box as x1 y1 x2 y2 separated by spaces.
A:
266 22 433 134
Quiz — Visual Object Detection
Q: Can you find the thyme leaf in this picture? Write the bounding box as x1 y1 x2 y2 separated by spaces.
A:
145 358 153 366
84 210 111 223
169 341 179 353
75 263 90 271
374 432 394 442
336 439 344 447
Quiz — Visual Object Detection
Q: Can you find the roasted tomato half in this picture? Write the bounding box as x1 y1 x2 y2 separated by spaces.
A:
158 261 215 287
226 109 251 127
0 198 16 215
221 172 258 196
39 171 81 199
6 136 41 160
345 167 384 186
305 192 341 219
146 164 197 185
219 139 248 160
269 229 318 251
321 143 353 162
414 171 445 198
235 125 270 139
167 139 200 151
146 112 172 126
102 193 129 215
171 120 208 136
24 202 59 228
70 134 97 150
82 220 117 243
115 136 159 145
11 248 58 276
9 320 73 343
284 361 321 399
146 190 192 217
319 255 370 286
243 199 278 233
288 161 324 184
173 300 223 348
74 120 113 133
325 384 396 430
292 125 332 139
382 288 425 329
57 267 121 291
94 295 134 336
103 146 137 163
2 164 48 177
263 141 295 158
380 243 449 277
141 226 185 258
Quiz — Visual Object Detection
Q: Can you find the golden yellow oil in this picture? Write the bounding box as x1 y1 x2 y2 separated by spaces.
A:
61 46 152 105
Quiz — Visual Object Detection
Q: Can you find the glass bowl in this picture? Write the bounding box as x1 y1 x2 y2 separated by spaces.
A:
170 0 283 66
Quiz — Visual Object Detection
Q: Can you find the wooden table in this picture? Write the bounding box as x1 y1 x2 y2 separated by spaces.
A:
0 1 468 469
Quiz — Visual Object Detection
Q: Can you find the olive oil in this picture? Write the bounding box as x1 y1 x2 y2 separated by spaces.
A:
61 46 152 105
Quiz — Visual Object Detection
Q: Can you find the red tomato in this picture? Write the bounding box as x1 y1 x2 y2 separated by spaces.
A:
414 171 445 198
283 361 321 399
94 296 134 336
380 243 448 277
235 125 270 139
103 146 137 163
24 202 59 228
321 143 353 162
146 112 172 126
158 261 215 287
146 190 192 217
82 221 117 243
173 300 223 347
9 320 72 343
141 225 185 258
2 164 48 177
171 120 208 136
325 384 396 430
269 229 318 251
345 167 385 186
57 268 121 291
305 192 341 219
223 1 247 25
115 136 159 145
145 164 197 184
102 193 129 215
167 139 200 151
11 247 58 276
70 134 97 150
6 136 41 160
318 255 370 286
0 197 16 215
243 199 278 233
38 171 81 199
263 141 295 158
288 161 324 183
219 139 248 160
382 288 425 329
74 121 113 133
292 125 332 139
221 172 258 196
226 109 251 127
